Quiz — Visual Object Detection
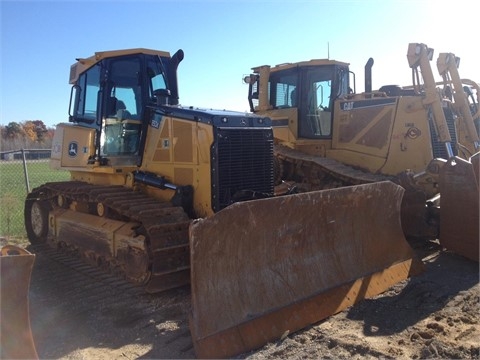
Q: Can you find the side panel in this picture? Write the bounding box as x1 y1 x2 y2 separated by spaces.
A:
50 124 137 186
379 97 435 174
269 107 299 142
332 97 397 158
330 97 434 175
141 114 214 217
51 123 96 169
189 181 423 358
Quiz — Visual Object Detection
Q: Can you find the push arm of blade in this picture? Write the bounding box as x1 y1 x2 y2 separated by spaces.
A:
133 170 177 190
407 43 452 145
437 53 480 148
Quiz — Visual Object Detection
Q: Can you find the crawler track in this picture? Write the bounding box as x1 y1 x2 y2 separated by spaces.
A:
275 144 392 190
274 144 439 239
25 181 192 293
28 243 146 295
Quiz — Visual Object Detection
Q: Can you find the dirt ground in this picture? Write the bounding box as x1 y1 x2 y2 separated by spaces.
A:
9 238 480 359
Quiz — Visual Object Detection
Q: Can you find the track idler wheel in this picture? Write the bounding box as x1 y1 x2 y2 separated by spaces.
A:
24 194 50 244
124 247 151 285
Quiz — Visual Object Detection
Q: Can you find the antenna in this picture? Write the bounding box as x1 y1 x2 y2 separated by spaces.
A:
328 42 330 59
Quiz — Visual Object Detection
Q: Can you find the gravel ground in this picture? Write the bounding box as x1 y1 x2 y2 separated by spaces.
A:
5 238 480 359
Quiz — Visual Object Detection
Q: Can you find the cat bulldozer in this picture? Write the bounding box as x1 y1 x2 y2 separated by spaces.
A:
24 48 422 358
244 42 479 263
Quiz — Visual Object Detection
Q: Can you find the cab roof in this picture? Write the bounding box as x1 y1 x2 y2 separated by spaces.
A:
69 48 171 84
252 59 349 73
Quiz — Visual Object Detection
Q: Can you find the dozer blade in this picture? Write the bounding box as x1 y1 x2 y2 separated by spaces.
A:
0 245 38 359
439 153 480 262
189 181 423 359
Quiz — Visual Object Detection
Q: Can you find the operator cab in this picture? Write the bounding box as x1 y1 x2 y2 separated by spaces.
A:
247 60 350 139
68 49 182 165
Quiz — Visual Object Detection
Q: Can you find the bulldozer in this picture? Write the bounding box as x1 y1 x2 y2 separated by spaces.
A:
24 48 422 358
244 42 479 262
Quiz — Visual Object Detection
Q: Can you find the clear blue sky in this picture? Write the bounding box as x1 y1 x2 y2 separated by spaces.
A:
1 0 478 127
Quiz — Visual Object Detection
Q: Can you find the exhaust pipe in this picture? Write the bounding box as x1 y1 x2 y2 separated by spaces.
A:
365 57 374 93
168 49 184 105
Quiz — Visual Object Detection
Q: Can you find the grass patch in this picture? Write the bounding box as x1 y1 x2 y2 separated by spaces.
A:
0 160 70 240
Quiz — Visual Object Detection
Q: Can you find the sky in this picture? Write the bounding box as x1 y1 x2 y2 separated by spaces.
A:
1 0 478 128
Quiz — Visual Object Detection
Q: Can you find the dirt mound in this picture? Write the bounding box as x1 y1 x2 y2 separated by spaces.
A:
245 249 479 359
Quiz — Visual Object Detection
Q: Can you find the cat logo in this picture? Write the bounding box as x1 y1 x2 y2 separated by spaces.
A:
406 127 421 139
68 141 78 157
342 102 354 111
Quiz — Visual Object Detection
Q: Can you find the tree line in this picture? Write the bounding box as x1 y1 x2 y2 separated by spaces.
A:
0 120 55 151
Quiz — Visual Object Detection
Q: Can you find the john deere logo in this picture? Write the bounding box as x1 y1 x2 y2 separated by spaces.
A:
68 141 78 157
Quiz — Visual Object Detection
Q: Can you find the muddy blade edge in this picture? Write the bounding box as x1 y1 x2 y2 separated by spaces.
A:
439 153 479 262
189 181 423 359
0 246 38 359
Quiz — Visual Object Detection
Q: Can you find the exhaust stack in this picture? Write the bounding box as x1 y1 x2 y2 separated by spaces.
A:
365 57 374 93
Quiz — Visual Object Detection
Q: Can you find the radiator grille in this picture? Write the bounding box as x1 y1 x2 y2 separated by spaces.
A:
212 128 274 212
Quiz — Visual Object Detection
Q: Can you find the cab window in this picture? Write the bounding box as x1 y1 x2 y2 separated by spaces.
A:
299 66 335 138
147 58 168 98
101 56 143 155
268 70 298 109
73 65 100 123
106 57 142 120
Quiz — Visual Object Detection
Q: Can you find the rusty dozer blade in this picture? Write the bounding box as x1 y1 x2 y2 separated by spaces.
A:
0 245 38 359
189 181 423 359
439 153 480 262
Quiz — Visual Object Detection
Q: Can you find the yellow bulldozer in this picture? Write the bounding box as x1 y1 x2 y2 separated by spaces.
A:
24 47 423 358
244 42 479 262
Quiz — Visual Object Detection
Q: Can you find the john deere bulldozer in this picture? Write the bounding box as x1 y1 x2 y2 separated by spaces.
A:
24 48 422 358
244 42 479 262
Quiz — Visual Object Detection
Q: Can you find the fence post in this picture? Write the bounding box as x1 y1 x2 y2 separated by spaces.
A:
22 149 31 194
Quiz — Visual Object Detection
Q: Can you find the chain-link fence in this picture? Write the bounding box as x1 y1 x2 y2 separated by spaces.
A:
0 149 70 242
